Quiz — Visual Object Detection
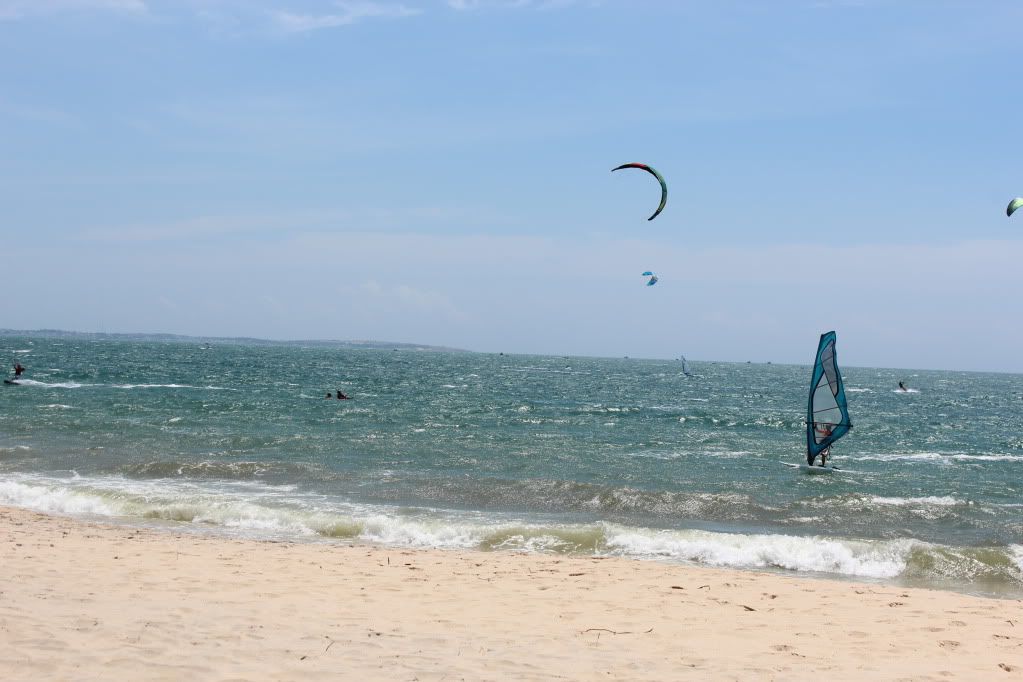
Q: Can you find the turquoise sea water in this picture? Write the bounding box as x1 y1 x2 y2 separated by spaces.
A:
2 334 1023 597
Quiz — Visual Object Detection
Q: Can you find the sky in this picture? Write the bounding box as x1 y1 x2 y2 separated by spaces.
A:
2 0 1022 371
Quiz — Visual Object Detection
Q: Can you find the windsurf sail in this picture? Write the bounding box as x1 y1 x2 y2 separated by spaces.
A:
681 355 694 377
806 331 851 465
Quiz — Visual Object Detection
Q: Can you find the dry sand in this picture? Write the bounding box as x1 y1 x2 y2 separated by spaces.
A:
1 506 1021 681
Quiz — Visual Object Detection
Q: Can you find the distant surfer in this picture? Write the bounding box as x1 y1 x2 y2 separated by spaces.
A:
13 362 24 379
898 381 908 392
336 390 349 400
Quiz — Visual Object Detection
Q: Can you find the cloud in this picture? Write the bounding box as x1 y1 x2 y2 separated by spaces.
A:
12 216 1023 369
446 0 587 9
271 1 420 32
355 280 467 321
73 206 499 243
0 101 80 127
0 0 146 20
76 214 300 242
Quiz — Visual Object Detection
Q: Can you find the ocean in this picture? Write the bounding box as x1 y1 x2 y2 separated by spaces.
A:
2 334 1022 597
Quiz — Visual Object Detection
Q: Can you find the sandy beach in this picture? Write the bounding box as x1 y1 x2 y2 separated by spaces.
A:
0 507 1018 680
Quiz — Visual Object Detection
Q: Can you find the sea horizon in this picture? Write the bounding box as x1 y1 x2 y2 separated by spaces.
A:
2 328 1016 377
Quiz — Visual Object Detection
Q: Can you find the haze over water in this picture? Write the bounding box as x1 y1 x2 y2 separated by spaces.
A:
2 334 1023 597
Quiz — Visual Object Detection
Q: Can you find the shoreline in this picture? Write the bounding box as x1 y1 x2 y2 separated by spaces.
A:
2 506 1021 680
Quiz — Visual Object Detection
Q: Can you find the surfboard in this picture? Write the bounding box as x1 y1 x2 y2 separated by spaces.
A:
781 462 853 474
3 379 21 385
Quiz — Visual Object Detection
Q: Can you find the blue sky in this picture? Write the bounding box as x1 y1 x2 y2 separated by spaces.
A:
2 0 1022 371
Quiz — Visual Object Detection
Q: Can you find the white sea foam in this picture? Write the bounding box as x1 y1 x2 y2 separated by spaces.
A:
0 474 1000 585
0 479 118 516
893 388 921 394
846 387 872 393
358 514 484 549
855 452 1023 464
12 379 233 390
42 404 73 410
604 526 913 579
1010 546 1023 574
867 496 966 507
11 379 86 388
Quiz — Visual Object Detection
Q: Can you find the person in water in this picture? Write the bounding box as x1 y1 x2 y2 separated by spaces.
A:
13 362 24 378
811 422 833 467
336 390 349 400
898 381 907 391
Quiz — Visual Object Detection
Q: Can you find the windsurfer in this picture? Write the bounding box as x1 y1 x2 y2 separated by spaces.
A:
898 381 907 392
812 422 833 467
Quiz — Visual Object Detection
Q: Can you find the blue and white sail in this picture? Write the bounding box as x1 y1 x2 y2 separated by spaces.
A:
806 331 852 465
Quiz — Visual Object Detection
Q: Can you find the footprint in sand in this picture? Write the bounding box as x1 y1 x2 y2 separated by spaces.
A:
771 644 793 652
1000 663 1015 672
938 640 960 649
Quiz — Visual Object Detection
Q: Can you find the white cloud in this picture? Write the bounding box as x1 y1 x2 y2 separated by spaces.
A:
356 280 467 321
0 101 80 127
446 0 586 9
0 0 146 20
271 1 420 32
77 213 300 242
10 223 1023 369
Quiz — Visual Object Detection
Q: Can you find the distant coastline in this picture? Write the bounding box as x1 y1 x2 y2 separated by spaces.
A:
0 328 470 354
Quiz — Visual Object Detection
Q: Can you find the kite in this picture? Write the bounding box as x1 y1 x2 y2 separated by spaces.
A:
1008 197 1023 217
612 163 667 221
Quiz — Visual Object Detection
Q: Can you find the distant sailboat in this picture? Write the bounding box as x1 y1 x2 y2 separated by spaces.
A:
680 355 694 377
785 331 853 472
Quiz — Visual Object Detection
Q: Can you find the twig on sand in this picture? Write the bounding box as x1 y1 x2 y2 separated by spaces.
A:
583 628 654 636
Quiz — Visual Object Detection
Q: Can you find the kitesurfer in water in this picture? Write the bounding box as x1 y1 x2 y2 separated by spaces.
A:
898 381 907 392
336 390 349 400
13 362 24 379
